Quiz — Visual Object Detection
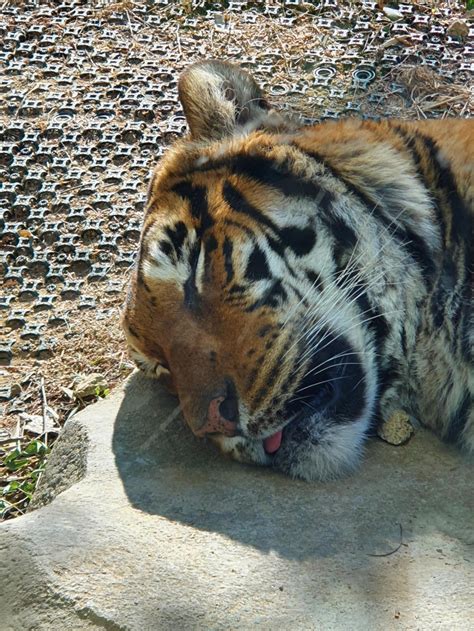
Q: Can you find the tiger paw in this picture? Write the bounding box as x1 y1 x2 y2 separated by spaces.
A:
377 410 414 446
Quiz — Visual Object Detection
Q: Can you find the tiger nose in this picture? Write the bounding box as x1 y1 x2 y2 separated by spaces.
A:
194 391 239 438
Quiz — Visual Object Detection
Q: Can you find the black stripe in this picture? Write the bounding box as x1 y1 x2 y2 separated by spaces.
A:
450 281 465 332
158 239 173 259
389 222 437 279
231 154 334 211
194 152 335 211
222 183 303 279
260 368 304 425
295 146 377 210
136 266 151 293
329 265 385 410
266 235 299 279
245 353 267 391
170 182 213 308
223 218 256 238
222 237 234 284
394 126 471 282
266 234 285 257
354 289 390 349
287 282 305 302
266 357 305 417
306 269 324 292
228 283 247 294
204 234 217 281
224 283 249 307
279 226 316 257
401 326 408 356
378 357 401 393
459 243 473 362
430 252 457 329
367 305 390 349
183 243 200 310
171 182 194 210
165 221 188 260
223 180 280 235
245 279 287 312
445 393 470 445
251 336 298 410
336 263 391 348
321 214 358 251
245 244 271 281
171 182 213 235
321 214 358 269
127 324 139 338
413 131 469 244
391 124 446 241
204 234 218 253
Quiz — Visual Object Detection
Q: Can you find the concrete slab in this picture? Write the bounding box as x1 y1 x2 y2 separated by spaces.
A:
1 372 473 630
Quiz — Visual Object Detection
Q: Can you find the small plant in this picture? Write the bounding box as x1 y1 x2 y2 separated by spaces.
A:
0 439 49 519
94 385 110 398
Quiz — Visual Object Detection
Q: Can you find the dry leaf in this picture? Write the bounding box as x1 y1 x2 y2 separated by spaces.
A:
60 386 75 401
22 413 59 435
447 20 469 40
383 7 403 20
382 36 412 48
73 373 108 399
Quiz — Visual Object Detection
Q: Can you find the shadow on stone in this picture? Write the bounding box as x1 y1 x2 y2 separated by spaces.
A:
112 372 474 563
29 422 89 511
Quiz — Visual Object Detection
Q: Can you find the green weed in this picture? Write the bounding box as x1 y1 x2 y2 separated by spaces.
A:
0 439 49 519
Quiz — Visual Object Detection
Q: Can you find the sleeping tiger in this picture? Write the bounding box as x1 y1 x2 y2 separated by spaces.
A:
122 60 473 481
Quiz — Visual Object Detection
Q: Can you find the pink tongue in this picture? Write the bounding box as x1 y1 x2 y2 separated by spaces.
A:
263 430 283 454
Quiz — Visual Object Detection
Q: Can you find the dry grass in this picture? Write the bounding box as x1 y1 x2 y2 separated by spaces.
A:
395 66 472 117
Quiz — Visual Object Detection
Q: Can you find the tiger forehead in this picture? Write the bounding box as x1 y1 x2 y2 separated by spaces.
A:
144 175 241 234
145 131 313 212
148 130 288 183
143 169 274 255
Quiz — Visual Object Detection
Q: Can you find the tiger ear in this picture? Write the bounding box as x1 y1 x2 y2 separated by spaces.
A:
178 60 271 141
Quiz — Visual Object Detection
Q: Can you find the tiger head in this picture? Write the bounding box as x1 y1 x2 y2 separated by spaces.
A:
122 60 381 480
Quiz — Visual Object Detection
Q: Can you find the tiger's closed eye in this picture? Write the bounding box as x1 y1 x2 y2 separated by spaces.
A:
154 361 177 395
155 362 171 379
128 346 167 378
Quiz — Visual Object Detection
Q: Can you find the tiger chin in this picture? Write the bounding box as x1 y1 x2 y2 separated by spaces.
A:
122 60 473 482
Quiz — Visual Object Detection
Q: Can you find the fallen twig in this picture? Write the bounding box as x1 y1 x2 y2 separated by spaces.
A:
40 376 48 448
368 523 404 557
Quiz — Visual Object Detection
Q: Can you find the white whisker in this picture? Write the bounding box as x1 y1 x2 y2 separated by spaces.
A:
289 374 352 398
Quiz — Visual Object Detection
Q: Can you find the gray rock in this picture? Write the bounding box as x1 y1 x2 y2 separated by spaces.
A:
1 372 473 630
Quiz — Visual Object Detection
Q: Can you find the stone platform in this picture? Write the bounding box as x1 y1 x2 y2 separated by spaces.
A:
1 373 472 630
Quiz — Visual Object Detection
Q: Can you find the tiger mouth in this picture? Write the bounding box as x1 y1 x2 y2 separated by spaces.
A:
262 380 338 455
258 329 366 455
263 430 284 454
